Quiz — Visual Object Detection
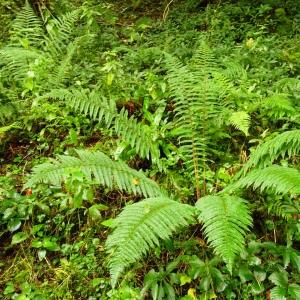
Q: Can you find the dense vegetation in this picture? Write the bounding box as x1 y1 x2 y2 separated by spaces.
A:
0 0 300 299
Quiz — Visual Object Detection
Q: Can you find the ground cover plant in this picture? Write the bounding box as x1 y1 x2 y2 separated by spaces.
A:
0 0 300 299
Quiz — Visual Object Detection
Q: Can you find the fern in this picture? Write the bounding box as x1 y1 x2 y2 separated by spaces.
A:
45 9 80 57
106 197 195 286
25 150 162 198
262 94 296 120
229 111 250 136
240 130 300 174
232 165 300 195
105 193 253 286
196 194 252 272
0 122 21 134
10 1 44 46
0 2 83 125
0 101 17 124
266 197 300 220
41 88 161 162
47 42 79 88
166 43 243 197
0 47 44 80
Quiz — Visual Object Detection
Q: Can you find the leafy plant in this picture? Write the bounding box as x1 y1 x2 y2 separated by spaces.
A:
26 149 162 198
0 2 82 126
166 42 250 198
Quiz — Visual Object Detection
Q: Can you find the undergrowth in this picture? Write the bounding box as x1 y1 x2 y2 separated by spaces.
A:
0 0 300 299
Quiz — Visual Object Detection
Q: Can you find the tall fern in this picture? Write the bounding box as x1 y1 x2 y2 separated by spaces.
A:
45 10 80 57
25 147 254 286
10 1 44 46
166 42 248 198
0 2 82 125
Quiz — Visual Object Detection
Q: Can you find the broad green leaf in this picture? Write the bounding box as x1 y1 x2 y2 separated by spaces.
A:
11 232 28 245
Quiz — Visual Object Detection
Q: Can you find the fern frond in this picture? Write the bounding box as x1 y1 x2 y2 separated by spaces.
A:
270 286 287 300
196 194 252 272
47 42 78 88
10 2 44 46
0 47 43 80
165 44 239 197
266 197 300 220
229 111 250 136
106 197 195 286
44 88 116 125
45 10 80 57
42 89 160 162
190 41 218 72
25 150 162 198
222 60 248 82
262 94 296 119
241 130 300 174
166 53 206 195
232 165 300 195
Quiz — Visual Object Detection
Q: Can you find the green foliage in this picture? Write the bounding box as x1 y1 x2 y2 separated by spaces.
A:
240 129 300 174
166 42 248 197
269 270 300 299
1 0 300 298
41 88 161 162
26 149 162 198
10 1 44 45
229 111 250 136
233 165 300 195
106 197 195 287
0 2 82 126
196 195 252 272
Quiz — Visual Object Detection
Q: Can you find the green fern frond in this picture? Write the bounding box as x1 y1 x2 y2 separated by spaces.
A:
165 43 241 197
166 53 206 194
42 89 160 162
266 197 300 220
222 60 248 82
241 130 300 174
229 111 250 136
263 94 296 119
45 10 80 57
0 47 43 80
190 41 218 72
270 286 287 300
274 77 300 94
10 1 44 46
232 165 300 195
25 150 162 198
106 197 195 286
44 88 116 125
196 194 252 272
47 42 78 88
